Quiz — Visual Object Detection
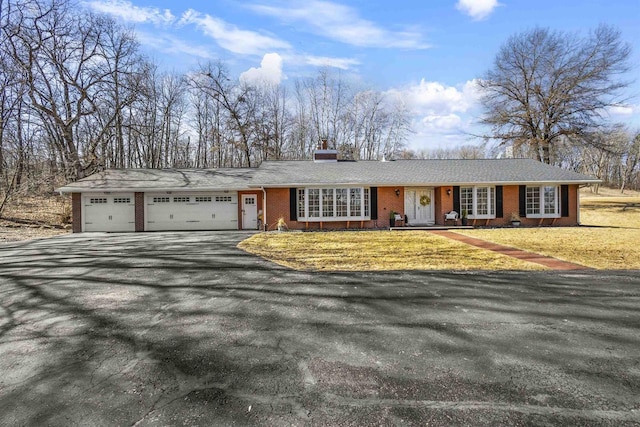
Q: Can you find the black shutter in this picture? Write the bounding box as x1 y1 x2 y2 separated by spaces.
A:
289 188 297 221
453 186 460 213
561 185 569 217
495 186 503 218
519 185 526 217
370 187 378 220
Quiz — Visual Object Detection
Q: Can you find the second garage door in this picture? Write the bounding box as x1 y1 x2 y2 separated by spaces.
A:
145 193 238 231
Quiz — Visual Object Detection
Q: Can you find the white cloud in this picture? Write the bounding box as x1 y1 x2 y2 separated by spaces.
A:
420 114 463 131
84 0 175 25
387 79 481 116
180 10 290 56
386 79 483 150
248 1 428 49
240 53 285 85
86 1 290 56
305 56 360 70
455 0 500 20
608 104 635 116
137 32 213 59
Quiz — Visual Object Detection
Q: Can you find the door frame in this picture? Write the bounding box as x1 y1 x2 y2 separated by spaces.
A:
404 187 435 226
241 194 258 230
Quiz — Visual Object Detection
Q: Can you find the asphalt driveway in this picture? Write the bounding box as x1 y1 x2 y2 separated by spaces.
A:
0 231 639 426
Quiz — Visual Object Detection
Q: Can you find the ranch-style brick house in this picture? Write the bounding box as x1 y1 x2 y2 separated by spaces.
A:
57 147 599 233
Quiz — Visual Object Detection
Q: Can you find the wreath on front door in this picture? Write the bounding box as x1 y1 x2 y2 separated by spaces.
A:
419 194 431 206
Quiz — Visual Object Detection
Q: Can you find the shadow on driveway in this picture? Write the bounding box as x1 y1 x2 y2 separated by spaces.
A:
0 231 639 426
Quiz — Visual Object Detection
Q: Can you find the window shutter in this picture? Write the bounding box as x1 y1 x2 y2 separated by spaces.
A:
495 186 503 218
561 185 569 217
370 187 378 220
289 188 297 221
453 186 460 213
519 185 526 217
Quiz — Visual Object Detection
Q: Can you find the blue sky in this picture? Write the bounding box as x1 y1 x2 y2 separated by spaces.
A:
84 0 640 151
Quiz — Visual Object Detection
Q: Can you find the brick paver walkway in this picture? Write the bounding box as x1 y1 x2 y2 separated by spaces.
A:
429 230 592 271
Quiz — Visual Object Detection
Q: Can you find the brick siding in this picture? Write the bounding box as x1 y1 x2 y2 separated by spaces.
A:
135 192 144 231
265 184 581 230
71 193 82 233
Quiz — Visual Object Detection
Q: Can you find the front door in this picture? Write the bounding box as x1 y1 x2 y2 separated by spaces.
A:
404 188 435 226
242 194 258 230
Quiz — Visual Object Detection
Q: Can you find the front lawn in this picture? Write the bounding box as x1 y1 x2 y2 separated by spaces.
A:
238 230 545 271
457 196 640 270
240 192 640 271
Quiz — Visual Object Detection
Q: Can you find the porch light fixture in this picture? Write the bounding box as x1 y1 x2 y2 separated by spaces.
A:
395 189 400 197
447 189 451 196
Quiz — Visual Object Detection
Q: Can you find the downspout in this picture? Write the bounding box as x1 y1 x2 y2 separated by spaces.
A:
261 187 267 231
577 184 582 225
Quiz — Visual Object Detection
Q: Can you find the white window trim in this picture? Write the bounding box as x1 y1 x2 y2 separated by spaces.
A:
461 186 496 220
526 185 561 219
298 187 371 222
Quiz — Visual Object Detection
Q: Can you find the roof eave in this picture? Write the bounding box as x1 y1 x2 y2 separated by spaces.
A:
253 179 601 188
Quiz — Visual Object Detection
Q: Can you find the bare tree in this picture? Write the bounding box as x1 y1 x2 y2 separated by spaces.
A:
303 69 352 150
619 132 640 193
479 25 632 164
189 62 260 167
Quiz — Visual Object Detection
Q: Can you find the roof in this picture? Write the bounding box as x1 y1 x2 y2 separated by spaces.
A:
56 168 258 193
251 159 599 187
56 159 599 193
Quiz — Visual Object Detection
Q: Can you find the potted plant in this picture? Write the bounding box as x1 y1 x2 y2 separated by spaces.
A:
277 217 288 232
389 210 396 228
510 212 522 227
461 209 468 226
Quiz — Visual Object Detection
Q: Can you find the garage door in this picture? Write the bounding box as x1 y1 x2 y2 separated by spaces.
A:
145 193 238 231
84 194 135 232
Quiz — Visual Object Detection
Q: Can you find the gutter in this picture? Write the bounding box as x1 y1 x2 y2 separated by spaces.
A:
55 187 251 194
251 180 602 189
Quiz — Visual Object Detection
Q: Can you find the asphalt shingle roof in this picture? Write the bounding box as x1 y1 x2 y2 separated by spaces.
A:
251 159 599 187
56 168 258 193
56 159 598 193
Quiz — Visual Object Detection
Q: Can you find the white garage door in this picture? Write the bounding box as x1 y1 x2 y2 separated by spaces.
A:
145 193 238 231
84 194 135 232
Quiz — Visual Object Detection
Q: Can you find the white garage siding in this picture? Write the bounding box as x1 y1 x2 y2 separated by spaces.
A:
145 192 238 231
83 193 135 232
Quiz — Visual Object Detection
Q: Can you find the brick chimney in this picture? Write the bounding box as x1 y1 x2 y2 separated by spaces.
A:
313 138 338 162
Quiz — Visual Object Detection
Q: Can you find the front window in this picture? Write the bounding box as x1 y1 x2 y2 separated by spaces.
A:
297 187 371 221
460 186 495 219
297 189 305 219
461 187 474 216
527 186 559 217
322 189 334 217
308 189 320 218
336 189 347 216
350 188 361 217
